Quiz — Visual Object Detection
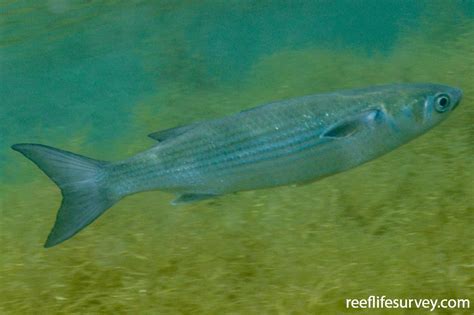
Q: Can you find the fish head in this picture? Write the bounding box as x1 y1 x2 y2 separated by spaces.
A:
388 83 463 134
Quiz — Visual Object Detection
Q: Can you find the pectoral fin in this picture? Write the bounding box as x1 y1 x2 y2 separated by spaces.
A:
321 108 384 139
171 193 218 205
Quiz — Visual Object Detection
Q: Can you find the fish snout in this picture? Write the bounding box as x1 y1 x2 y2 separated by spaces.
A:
450 87 463 110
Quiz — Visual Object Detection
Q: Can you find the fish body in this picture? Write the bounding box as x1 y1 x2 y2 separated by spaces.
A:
12 83 462 247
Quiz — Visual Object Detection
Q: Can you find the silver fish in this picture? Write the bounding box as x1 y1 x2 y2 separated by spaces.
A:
12 83 462 247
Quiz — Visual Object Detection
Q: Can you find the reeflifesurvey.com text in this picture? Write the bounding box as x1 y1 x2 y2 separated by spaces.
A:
346 296 470 312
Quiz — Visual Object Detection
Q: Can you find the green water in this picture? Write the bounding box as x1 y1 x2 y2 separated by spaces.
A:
1 1 473 314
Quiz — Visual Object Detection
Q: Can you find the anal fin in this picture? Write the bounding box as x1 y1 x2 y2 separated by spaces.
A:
171 193 218 205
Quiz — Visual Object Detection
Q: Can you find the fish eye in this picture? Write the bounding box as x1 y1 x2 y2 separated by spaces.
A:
434 94 450 112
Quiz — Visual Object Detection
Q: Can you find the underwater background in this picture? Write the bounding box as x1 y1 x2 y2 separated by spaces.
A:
1 0 473 313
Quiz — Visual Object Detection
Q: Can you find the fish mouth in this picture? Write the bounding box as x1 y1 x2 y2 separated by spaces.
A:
451 87 463 110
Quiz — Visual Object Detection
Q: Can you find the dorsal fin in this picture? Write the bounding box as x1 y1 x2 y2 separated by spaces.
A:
148 124 195 142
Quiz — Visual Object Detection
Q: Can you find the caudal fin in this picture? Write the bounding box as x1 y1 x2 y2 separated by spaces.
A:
11 143 118 248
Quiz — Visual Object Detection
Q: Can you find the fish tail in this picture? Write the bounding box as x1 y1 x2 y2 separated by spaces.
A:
11 143 119 248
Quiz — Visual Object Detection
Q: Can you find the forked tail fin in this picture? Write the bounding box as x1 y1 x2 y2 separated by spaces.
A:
11 143 119 248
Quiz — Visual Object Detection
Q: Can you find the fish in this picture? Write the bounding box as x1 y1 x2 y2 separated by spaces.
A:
11 83 463 248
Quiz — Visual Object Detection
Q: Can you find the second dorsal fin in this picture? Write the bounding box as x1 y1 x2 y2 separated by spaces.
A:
148 124 196 142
